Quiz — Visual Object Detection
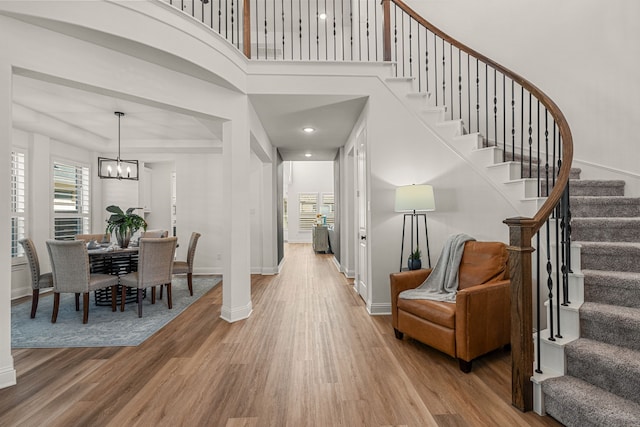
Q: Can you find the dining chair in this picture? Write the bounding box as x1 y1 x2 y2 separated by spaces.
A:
75 233 110 243
140 229 168 238
46 240 119 324
119 237 177 318
172 232 201 296
19 238 54 319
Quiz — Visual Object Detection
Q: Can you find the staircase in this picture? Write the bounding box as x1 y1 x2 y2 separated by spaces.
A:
383 75 640 424
540 181 640 426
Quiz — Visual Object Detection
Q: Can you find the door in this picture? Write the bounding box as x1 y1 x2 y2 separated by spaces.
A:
356 129 368 303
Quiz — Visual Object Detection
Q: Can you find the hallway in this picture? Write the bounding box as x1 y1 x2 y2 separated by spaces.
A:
1 244 559 426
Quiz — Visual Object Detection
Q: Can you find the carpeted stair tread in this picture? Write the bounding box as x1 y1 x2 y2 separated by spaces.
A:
568 179 626 197
583 270 640 308
542 375 640 427
580 302 640 351
571 196 640 218
572 217 640 242
565 338 640 405
578 241 640 272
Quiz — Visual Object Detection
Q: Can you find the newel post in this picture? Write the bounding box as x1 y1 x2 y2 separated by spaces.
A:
243 0 251 58
382 0 391 61
504 216 536 412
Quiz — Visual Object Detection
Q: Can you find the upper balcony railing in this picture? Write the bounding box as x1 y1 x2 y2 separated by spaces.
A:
162 0 574 412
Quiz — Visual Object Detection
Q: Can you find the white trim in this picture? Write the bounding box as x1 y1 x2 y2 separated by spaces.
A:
0 365 17 390
260 266 279 275
573 158 640 179
366 302 391 315
220 301 253 323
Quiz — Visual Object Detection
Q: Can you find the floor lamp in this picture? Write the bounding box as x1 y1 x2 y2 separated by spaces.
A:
395 184 435 271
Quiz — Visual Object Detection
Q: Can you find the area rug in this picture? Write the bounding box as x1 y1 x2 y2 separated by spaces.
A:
11 275 220 348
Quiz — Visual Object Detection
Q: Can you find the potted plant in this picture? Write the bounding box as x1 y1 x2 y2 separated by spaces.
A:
407 247 422 270
105 205 147 249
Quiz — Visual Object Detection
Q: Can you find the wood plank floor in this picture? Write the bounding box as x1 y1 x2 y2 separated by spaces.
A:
1 243 560 426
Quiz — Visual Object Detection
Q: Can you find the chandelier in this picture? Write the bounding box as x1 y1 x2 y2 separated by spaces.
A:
98 112 139 180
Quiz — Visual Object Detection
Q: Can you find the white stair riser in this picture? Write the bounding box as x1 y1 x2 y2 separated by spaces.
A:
544 301 580 338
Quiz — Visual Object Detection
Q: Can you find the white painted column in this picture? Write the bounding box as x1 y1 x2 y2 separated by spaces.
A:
261 160 277 274
220 103 252 322
0 61 16 389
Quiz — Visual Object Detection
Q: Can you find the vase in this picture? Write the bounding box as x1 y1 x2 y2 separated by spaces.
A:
407 258 422 271
115 229 132 249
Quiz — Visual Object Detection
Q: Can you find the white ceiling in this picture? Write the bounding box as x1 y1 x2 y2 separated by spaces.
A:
12 74 367 161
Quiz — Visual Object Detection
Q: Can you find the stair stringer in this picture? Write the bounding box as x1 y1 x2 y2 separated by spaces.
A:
380 77 539 218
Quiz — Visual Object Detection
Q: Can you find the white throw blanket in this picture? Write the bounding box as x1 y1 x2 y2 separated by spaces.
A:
399 233 475 302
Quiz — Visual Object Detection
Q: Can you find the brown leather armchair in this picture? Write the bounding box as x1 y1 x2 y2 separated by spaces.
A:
390 241 511 372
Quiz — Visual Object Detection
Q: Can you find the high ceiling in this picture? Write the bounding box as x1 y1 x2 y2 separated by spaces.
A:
12 74 367 161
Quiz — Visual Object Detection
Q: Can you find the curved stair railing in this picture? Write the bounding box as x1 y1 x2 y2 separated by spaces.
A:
162 0 574 412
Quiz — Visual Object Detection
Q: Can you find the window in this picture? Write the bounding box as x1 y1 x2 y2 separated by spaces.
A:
298 192 318 231
11 150 26 259
321 192 335 225
53 161 90 240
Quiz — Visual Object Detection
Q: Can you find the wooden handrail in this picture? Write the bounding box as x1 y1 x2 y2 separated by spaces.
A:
389 0 574 412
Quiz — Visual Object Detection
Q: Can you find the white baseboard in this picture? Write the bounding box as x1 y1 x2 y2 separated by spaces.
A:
220 301 253 323
0 364 16 390
367 302 391 315
193 267 223 275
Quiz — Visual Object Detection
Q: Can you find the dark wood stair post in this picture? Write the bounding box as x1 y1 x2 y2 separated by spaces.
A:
504 217 536 412
243 0 251 58
382 0 391 61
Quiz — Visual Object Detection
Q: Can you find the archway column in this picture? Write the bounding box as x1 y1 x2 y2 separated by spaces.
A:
0 61 17 388
220 102 252 322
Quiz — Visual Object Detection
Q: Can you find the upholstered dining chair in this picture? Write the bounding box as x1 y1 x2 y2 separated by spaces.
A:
172 232 201 296
46 240 119 324
140 229 168 238
119 237 177 318
75 233 110 243
19 238 54 319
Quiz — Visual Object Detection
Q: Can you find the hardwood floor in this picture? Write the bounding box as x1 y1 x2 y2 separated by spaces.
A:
1 243 560 426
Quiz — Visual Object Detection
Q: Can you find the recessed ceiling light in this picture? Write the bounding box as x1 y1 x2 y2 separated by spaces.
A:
305 153 312 157
303 127 315 133
319 13 327 20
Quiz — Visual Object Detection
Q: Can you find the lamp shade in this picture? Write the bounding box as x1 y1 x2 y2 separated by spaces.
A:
395 184 435 212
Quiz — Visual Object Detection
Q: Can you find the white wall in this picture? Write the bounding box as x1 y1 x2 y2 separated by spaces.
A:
145 162 174 234
405 0 640 193
284 161 335 243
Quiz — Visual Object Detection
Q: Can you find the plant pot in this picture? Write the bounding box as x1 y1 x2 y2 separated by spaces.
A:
115 229 132 249
407 258 422 271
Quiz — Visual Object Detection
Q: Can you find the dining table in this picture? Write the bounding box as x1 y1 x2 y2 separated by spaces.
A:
88 245 140 306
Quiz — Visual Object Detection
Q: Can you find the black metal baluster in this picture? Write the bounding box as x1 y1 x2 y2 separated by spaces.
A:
485 63 488 144
467 55 470 132
231 0 235 45
272 0 276 59
316 0 319 60
503 74 506 155
349 4 353 60
493 69 497 150
417 26 421 92
537 100 541 195
264 0 268 59
520 87 524 176
434 36 438 104
458 49 462 120
366 0 370 61
475 59 479 135
201 0 204 23
545 223 555 342
442 39 446 110
425 30 429 93
281 0 286 59
299 0 302 60
528 93 533 178
341 0 345 61
374 0 378 61
332 0 336 60
408 17 412 77
449 43 453 120
218 0 222 39
511 81 515 160
393 6 398 74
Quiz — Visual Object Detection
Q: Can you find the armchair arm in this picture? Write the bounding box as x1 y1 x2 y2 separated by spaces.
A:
455 279 511 362
389 269 432 328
